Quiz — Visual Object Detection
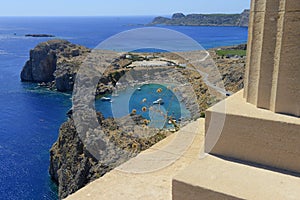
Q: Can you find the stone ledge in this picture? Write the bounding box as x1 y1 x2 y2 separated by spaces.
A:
205 90 300 174
172 155 300 200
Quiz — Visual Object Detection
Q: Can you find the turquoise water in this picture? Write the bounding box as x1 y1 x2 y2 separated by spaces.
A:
0 17 247 199
96 84 189 129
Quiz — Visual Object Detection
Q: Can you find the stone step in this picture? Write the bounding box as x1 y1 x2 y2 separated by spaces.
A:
173 155 300 200
205 90 300 174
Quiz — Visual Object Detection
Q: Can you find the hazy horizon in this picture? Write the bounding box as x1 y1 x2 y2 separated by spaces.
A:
0 0 250 17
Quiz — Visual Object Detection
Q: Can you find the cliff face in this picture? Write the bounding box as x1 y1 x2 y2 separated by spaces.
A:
49 112 169 199
151 9 250 27
21 39 90 92
237 9 250 27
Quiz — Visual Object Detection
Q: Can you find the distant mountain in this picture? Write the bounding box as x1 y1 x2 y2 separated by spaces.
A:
150 9 250 27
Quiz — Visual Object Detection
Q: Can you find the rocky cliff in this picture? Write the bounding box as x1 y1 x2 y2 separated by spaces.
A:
20 40 131 94
49 112 169 199
237 9 250 27
21 39 90 92
151 9 250 27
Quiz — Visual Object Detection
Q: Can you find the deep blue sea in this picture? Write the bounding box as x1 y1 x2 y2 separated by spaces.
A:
0 16 247 200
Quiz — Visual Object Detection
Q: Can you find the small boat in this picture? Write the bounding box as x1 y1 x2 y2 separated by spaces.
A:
137 87 141 91
101 97 111 101
153 98 164 105
168 119 177 124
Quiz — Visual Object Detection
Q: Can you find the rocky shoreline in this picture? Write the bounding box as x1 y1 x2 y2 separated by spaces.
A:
20 39 246 199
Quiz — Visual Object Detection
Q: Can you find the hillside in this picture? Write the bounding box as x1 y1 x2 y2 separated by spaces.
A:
151 9 249 27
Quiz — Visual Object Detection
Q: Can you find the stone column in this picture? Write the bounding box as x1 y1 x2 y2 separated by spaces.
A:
173 1 300 199
244 0 300 117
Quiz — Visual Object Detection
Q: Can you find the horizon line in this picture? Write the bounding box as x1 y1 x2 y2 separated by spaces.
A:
0 9 249 18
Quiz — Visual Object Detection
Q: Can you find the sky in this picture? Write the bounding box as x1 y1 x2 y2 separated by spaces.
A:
0 0 251 16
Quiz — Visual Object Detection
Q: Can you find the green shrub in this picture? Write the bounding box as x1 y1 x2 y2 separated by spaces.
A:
216 49 246 57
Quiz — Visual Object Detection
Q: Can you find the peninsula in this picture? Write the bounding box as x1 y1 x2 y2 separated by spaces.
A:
150 9 249 27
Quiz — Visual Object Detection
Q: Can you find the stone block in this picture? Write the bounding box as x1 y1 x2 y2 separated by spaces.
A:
205 90 300 173
283 0 300 11
172 155 300 200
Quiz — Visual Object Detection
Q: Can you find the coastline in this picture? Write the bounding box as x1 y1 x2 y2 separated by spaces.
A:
18 38 246 199
150 10 249 27
0 17 248 200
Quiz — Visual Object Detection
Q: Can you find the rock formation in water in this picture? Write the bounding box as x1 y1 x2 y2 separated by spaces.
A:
25 34 55 37
20 39 130 94
151 9 250 27
20 39 90 92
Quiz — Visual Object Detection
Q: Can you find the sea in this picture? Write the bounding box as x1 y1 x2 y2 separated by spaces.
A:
0 16 248 200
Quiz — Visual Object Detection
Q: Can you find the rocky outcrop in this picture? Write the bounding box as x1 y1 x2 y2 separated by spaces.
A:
20 39 90 92
151 9 250 27
21 45 57 82
172 13 186 19
49 112 169 199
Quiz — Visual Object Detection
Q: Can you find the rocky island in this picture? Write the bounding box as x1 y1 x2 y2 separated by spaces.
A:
20 39 246 199
151 9 249 27
25 34 55 37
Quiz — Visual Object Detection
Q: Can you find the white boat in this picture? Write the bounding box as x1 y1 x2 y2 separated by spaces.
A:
137 87 141 91
153 98 164 105
168 119 177 124
101 97 111 101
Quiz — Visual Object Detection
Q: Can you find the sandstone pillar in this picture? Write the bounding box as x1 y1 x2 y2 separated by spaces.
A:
244 0 300 117
173 0 300 199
